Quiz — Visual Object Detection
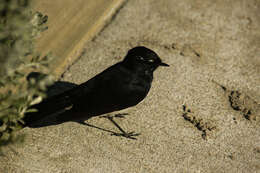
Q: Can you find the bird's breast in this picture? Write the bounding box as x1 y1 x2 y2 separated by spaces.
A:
120 74 152 105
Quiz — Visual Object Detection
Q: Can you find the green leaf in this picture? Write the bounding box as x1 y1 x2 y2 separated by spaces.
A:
25 108 38 113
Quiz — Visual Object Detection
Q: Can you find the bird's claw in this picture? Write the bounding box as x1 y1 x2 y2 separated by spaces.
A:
111 131 140 140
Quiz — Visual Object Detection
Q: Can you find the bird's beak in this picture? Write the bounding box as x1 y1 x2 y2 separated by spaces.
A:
159 62 170 67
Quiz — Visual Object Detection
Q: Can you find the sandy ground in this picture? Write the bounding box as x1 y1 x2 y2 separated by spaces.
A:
1 0 260 172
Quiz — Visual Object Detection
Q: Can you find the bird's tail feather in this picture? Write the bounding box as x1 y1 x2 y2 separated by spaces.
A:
23 93 73 126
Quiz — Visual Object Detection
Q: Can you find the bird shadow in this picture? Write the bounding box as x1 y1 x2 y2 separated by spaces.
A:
25 72 140 140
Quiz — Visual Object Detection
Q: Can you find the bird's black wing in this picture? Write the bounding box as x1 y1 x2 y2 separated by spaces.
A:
23 62 126 125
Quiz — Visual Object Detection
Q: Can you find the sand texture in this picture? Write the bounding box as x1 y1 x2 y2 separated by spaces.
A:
1 0 260 172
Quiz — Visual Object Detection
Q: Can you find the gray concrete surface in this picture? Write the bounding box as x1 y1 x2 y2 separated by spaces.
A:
1 0 260 172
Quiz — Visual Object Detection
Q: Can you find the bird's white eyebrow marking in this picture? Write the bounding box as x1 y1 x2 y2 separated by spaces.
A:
148 59 154 62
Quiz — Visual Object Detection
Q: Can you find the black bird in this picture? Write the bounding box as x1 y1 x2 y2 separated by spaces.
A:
24 46 169 139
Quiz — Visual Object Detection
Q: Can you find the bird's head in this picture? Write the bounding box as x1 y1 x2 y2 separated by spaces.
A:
122 46 169 72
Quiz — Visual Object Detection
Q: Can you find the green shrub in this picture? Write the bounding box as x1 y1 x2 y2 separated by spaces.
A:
0 0 53 148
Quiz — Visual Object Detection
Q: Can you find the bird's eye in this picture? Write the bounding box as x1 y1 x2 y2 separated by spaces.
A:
137 56 145 61
148 59 154 63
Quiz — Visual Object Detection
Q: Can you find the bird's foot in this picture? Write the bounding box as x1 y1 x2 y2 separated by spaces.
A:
100 113 139 140
111 131 140 140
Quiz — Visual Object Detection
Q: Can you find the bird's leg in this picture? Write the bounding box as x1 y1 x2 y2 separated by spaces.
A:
77 119 139 140
105 115 140 140
79 114 140 140
77 120 120 135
